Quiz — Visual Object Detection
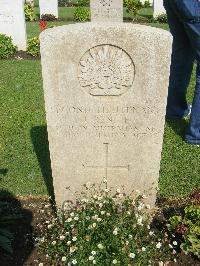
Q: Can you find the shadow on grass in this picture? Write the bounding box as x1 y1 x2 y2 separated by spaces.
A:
0 169 8 176
31 126 55 204
166 119 188 140
0 190 33 266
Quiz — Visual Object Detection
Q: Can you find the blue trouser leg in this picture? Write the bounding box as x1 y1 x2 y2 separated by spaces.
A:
185 62 200 143
164 0 200 144
164 0 194 119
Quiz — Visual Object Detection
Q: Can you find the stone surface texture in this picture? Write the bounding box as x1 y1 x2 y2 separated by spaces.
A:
39 0 58 18
0 0 27 50
40 23 172 206
153 0 166 17
90 0 123 22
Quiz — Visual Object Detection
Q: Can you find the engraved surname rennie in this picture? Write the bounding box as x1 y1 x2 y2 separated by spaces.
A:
78 45 135 96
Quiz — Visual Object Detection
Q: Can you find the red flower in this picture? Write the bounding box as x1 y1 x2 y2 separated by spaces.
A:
190 189 200 205
176 223 187 234
39 20 47 31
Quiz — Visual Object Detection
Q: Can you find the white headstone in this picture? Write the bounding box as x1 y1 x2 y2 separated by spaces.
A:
153 0 166 17
0 0 27 51
90 0 123 22
39 0 58 18
40 0 172 207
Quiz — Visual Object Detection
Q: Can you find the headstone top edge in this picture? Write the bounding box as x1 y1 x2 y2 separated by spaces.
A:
40 23 172 41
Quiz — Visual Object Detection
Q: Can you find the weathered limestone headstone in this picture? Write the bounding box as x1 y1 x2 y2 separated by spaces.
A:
0 0 27 50
90 0 123 22
39 0 58 18
153 0 166 17
40 0 172 207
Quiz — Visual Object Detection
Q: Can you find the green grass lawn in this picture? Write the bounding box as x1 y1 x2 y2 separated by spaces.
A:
0 7 199 199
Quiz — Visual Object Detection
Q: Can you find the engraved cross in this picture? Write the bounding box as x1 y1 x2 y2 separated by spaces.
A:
83 143 130 179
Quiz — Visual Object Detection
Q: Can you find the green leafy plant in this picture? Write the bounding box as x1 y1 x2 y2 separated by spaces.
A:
74 7 90 22
154 13 168 24
167 192 200 259
142 0 151 8
124 0 143 18
40 181 174 265
27 37 40 57
41 14 57 21
0 34 17 59
24 3 37 22
77 0 89 7
58 0 68 7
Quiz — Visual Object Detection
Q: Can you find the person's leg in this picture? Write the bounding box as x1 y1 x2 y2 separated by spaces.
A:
164 0 194 119
185 62 200 144
175 0 200 143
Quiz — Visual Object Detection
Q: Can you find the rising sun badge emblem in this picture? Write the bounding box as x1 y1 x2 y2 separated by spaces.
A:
78 44 135 96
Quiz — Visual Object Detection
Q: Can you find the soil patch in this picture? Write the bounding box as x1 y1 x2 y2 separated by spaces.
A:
1 51 40 61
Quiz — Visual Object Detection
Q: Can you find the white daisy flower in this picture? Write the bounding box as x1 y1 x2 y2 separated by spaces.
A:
72 259 77 264
129 253 135 258
97 243 103 249
156 242 162 249
137 216 143 225
91 251 96 255
113 228 118 235
149 231 154 236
